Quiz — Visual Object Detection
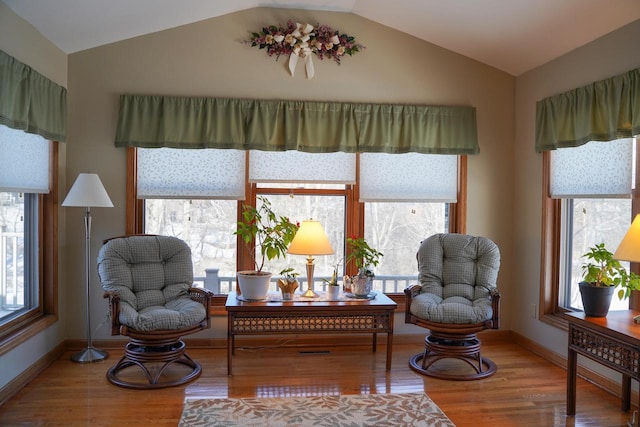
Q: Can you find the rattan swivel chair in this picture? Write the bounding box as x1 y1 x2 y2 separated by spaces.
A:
405 233 501 380
98 235 212 389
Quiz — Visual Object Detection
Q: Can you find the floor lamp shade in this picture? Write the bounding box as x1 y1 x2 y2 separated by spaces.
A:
614 214 640 263
288 220 334 298
63 173 113 363
62 173 114 207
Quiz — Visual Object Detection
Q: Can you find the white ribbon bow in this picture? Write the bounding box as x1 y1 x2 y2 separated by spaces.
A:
288 23 316 79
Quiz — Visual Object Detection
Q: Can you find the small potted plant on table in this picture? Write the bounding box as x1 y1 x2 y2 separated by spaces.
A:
278 267 300 300
323 264 341 300
579 243 640 317
344 236 383 297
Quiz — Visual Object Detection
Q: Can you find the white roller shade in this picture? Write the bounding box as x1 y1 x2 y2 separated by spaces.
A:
249 150 356 183
137 147 245 199
0 124 50 193
359 152 458 202
550 139 633 198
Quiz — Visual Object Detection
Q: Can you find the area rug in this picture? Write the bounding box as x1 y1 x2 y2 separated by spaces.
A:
179 392 455 426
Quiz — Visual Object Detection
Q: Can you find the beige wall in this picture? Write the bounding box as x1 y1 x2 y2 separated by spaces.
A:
513 20 640 362
65 7 516 342
0 2 68 390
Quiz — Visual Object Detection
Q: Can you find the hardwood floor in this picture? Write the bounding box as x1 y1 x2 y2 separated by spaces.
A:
0 335 636 426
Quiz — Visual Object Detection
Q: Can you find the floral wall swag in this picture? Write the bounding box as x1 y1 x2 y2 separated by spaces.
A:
244 21 365 79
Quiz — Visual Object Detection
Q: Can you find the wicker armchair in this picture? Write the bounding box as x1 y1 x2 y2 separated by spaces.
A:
405 233 501 380
98 235 212 389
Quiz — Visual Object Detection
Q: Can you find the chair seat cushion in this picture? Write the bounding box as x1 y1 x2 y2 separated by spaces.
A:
119 296 206 332
410 292 493 324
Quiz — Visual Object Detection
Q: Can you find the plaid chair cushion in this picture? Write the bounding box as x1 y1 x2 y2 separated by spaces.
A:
410 233 500 324
98 235 206 331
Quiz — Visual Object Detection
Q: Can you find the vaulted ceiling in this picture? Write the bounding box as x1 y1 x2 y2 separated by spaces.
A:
4 0 640 76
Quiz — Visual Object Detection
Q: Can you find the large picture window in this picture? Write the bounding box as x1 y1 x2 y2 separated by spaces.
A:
131 148 465 295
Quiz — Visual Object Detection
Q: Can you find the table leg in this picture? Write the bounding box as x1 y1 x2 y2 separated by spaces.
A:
622 374 631 411
567 346 577 415
227 315 233 376
386 331 393 371
372 333 377 352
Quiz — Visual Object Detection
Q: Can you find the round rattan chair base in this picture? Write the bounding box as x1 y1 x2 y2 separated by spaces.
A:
409 333 497 380
106 339 202 389
409 352 496 380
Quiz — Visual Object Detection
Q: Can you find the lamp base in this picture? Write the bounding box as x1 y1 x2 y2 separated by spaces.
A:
301 288 319 298
71 346 108 363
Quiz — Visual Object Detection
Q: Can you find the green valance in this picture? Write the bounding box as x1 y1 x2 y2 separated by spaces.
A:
115 95 478 155
535 67 640 152
0 49 67 142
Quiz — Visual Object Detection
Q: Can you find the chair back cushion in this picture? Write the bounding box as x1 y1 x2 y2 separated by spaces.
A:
98 235 205 331
411 233 500 324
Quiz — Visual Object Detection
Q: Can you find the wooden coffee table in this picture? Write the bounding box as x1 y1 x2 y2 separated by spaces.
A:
225 292 397 375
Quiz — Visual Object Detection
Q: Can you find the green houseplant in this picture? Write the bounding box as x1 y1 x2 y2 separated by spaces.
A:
346 236 383 278
579 243 640 317
234 196 299 300
344 237 383 296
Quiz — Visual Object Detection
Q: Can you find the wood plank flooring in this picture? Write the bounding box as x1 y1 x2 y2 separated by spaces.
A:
0 335 636 426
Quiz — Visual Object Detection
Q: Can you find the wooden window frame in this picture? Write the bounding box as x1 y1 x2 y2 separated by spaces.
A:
539 143 640 330
0 143 58 356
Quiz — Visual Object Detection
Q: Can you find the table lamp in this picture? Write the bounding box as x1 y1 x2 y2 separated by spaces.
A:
62 173 114 363
614 214 640 322
287 219 334 298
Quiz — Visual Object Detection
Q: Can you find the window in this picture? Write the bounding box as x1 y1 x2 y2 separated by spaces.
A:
541 138 639 322
130 148 466 295
0 124 57 351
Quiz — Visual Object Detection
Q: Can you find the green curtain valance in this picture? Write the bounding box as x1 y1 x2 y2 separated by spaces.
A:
115 95 478 155
535 67 640 152
0 50 67 142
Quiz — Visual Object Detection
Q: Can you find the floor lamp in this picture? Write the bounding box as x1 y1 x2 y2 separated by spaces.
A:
62 173 113 363
287 220 334 298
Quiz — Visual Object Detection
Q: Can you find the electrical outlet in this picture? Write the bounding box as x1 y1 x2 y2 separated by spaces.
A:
531 303 537 319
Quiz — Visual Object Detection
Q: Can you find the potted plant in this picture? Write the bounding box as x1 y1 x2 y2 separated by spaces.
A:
579 243 640 317
234 196 299 300
323 263 341 300
344 236 383 296
277 267 299 300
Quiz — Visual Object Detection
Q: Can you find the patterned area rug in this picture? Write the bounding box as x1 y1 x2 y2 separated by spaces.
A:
179 392 455 426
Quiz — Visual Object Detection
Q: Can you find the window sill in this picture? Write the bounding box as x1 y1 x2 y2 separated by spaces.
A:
0 314 58 357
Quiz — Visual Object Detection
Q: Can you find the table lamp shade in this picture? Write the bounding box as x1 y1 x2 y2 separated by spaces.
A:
287 220 334 256
614 215 640 263
62 173 113 207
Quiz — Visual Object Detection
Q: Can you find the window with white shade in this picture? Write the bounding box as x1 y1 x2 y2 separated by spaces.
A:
0 124 51 329
137 148 462 294
551 138 637 312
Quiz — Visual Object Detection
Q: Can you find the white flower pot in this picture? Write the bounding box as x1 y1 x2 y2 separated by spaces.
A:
326 286 340 300
236 271 273 300
350 276 372 296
